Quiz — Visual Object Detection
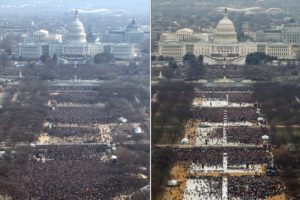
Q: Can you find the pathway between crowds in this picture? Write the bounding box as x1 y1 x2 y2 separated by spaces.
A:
222 176 228 200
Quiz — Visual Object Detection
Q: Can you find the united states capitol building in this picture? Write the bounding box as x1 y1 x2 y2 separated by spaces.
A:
158 9 296 65
18 11 145 64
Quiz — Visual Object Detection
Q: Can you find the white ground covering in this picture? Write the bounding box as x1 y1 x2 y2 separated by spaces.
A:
196 127 223 145
227 164 263 173
183 178 222 200
195 99 253 108
222 177 228 200
190 163 223 173
201 122 253 127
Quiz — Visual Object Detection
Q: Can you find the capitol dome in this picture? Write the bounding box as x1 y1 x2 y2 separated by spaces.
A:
65 10 87 43
214 8 238 43
125 19 141 33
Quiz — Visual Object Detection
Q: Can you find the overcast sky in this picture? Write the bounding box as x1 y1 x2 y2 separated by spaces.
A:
0 0 150 16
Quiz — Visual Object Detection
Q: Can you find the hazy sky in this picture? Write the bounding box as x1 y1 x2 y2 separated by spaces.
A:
0 0 150 16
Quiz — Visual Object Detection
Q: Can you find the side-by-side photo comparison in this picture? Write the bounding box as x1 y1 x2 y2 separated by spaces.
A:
0 0 300 200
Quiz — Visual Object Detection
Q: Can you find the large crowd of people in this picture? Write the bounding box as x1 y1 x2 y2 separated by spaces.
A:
161 147 268 168
161 85 286 200
44 126 100 137
195 107 257 122
228 176 287 199
227 126 268 145
47 107 120 124
196 126 268 145
182 175 287 200
50 91 101 104
226 147 268 166
195 86 253 92
205 65 244 79
21 66 149 199
0 56 150 199
34 145 107 160
195 92 254 103
22 144 149 200
25 63 149 80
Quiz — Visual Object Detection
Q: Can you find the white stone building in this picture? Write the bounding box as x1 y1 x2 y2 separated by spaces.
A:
109 19 146 43
158 9 295 64
18 11 135 63
111 44 134 59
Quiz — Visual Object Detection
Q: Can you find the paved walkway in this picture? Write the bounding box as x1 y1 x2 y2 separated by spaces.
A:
222 176 228 200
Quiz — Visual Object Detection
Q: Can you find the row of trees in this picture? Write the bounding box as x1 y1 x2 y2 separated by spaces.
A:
0 80 49 144
152 81 194 144
94 52 115 64
152 53 203 65
0 80 49 197
254 83 300 198
154 52 281 66
246 52 277 65
253 83 300 125
153 53 205 79
183 53 205 79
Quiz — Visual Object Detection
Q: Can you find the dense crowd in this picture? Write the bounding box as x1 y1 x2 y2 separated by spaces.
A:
34 145 107 160
227 108 257 122
226 147 268 166
47 107 120 124
197 126 267 145
24 63 149 80
183 175 287 200
164 147 268 167
227 93 254 103
206 128 223 139
227 126 268 145
44 126 100 137
155 85 287 200
195 107 257 122
195 92 254 103
228 176 287 199
18 144 149 200
50 91 101 104
205 65 244 79
195 86 253 92
49 86 99 91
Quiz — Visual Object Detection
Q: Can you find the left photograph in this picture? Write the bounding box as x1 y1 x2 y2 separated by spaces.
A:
0 0 150 199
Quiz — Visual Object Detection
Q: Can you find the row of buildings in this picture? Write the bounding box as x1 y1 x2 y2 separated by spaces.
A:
18 11 147 64
256 21 300 44
157 9 299 65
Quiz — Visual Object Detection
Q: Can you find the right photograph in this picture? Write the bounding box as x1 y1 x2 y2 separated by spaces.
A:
151 0 300 199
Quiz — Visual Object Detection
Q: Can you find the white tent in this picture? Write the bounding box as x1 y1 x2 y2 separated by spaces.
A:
0 151 5 158
138 167 147 171
118 117 128 123
138 173 148 179
30 143 36 147
167 179 178 186
262 135 270 140
181 138 189 144
257 117 264 121
135 127 142 134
